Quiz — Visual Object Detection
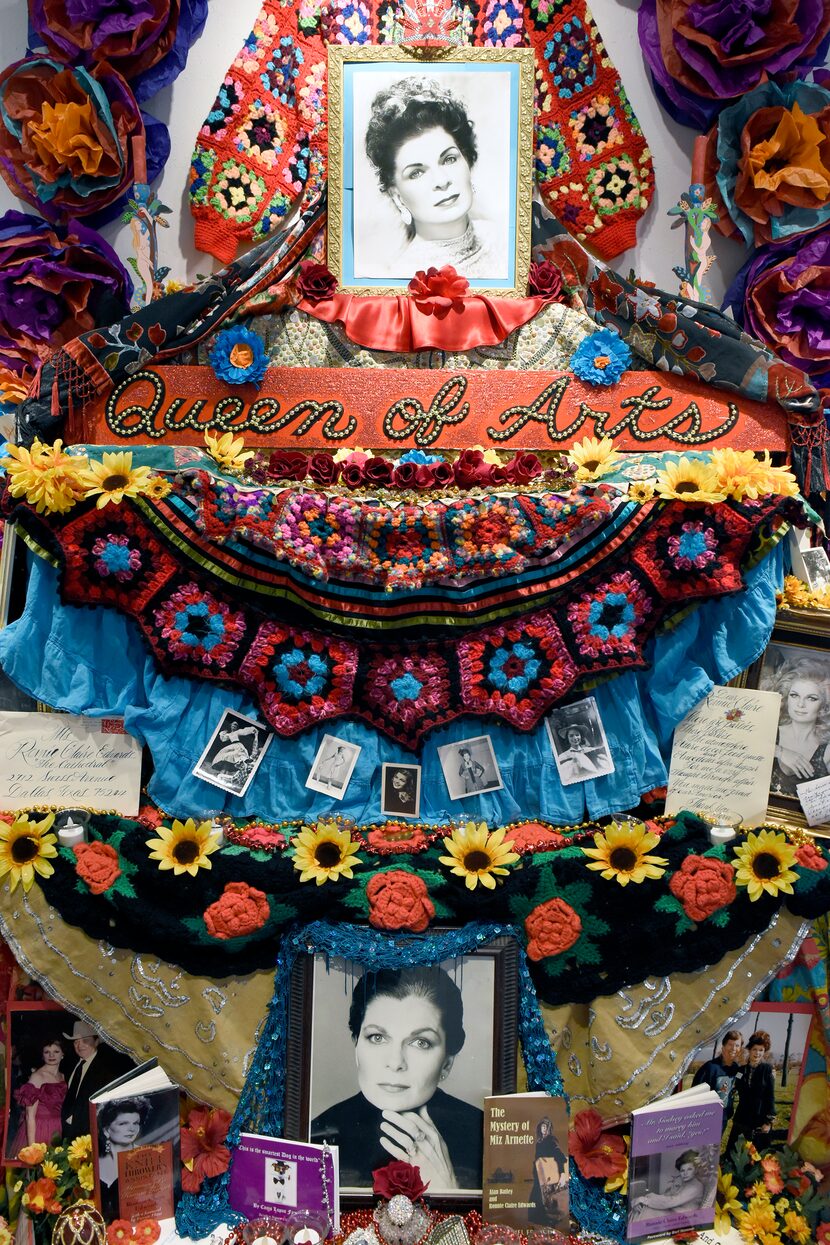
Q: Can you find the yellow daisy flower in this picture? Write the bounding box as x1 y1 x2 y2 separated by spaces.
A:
291 821 362 885
77 1163 94 1192
655 456 727 503
0 1221 12 1245
143 475 172 501
628 480 655 503
737 1197 779 1242
67 1135 92 1169
781 1210 811 1244
146 818 221 877
714 1170 742 1236
204 430 253 472
567 435 620 481
79 451 152 508
3 439 88 514
439 822 519 890
733 829 799 901
40 1161 61 1181
0 813 58 893
581 819 669 886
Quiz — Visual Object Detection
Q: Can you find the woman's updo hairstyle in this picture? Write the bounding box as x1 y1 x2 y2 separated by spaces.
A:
348 966 466 1056
365 77 477 194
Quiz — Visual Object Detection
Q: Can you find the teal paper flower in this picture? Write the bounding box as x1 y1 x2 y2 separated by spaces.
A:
208 326 268 388
571 329 631 386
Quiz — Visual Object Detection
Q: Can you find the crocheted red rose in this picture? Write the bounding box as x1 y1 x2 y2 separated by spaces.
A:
669 855 737 922
569 1109 627 1179
525 897 582 961
73 841 121 895
367 870 435 933
366 825 429 855
203 881 270 939
408 266 469 317
796 841 827 871
297 260 337 305
528 260 564 301
373 1160 428 1200
508 823 566 853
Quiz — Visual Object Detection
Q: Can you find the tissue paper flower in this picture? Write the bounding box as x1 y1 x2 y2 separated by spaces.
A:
29 0 182 86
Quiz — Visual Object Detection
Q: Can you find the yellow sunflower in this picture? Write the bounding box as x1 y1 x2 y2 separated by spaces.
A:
567 435 620 481
146 818 221 876
2 439 88 514
143 475 172 501
628 480 655 503
439 822 519 890
733 829 799 901
291 821 362 885
204 430 253 472
581 819 668 886
79 451 152 508
67 1135 92 1169
656 456 727 503
714 1170 742 1236
737 1197 779 1242
0 813 58 892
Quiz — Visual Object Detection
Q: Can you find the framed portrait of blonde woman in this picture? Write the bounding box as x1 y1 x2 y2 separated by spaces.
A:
327 44 535 296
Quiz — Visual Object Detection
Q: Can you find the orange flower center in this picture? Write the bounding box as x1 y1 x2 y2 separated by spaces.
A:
463 849 492 871
593 355 611 369
28 100 102 177
229 343 254 369
12 836 38 863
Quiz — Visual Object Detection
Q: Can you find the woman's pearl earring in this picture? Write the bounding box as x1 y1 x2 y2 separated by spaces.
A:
398 204 413 227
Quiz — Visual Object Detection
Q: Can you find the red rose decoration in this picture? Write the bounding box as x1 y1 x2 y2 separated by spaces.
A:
503 451 542 486
363 457 395 488
528 260 564 301
408 265 469 317
342 462 365 488
393 461 419 488
669 855 737 922
297 260 337 305
372 1160 428 1199
308 453 341 486
796 841 827 870
414 462 438 488
453 448 494 488
525 897 582 961
367 871 435 933
431 460 454 487
569 1109 627 1179
268 450 308 482
203 881 270 940
73 841 121 895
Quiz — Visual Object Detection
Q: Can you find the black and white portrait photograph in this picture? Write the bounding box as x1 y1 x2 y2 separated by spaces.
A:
628 1142 718 1229
381 762 422 819
802 546 830 592
306 956 497 1194
328 47 534 293
437 734 503 801
544 695 616 787
193 709 273 797
756 639 830 803
305 733 362 799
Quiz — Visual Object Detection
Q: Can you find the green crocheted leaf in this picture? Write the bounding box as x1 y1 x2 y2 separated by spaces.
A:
709 907 730 928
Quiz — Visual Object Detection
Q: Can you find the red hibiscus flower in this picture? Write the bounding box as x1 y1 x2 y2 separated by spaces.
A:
408 266 469 317
180 1106 233 1186
569 1109 627 1179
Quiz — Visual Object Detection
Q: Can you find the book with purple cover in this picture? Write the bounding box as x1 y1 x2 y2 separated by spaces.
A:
627 1086 723 1241
228 1133 340 1231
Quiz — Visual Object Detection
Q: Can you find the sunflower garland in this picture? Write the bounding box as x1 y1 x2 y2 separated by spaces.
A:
78 450 153 508
655 456 727 503
581 819 669 886
146 818 221 877
291 821 362 885
732 829 799 901
567 435 621 482
439 822 519 890
0 813 58 892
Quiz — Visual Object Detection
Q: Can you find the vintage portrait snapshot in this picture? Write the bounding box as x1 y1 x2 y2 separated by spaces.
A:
756 639 830 809
437 734 503 801
193 709 273 797
305 734 362 799
544 696 615 786
380 762 422 819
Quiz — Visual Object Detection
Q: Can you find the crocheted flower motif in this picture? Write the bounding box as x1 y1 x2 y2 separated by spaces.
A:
447 500 533 575
73 841 121 895
208 326 268 388
204 881 270 939
732 829 799 900
154 583 246 668
408 265 469 317
796 841 827 871
363 651 452 734
460 616 577 730
366 825 430 855
582 820 669 885
567 572 651 660
275 493 358 579
240 623 357 735
666 520 719 571
0 58 143 220
668 855 737 921
570 329 631 386
367 870 435 932
525 897 582 961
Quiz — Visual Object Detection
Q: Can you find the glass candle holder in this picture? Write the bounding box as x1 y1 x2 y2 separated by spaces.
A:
241 1218 288 1245
285 1210 331 1245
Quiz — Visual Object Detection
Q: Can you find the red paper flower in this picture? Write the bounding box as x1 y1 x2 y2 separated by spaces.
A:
297 260 337 305
668 855 737 922
453 449 495 489
568 1109 627 1179
408 265 469 317
308 453 341 487
268 450 308 482
528 260 564 301
180 1106 233 1186
525 897 582 961
203 882 270 940
367 870 435 933
372 1160 428 1199
106 1221 134 1245
73 841 121 895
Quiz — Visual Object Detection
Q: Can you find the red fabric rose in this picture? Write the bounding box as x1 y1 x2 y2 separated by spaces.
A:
363 457 395 488
668 855 737 922
73 841 121 895
268 450 308 482
393 461 419 488
431 460 454 487
308 453 341 486
453 449 494 488
297 260 337 305
342 462 365 488
203 881 270 940
503 452 542 486
569 1109 627 1179
373 1160 428 1199
796 841 827 870
525 897 582 961
414 462 438 488
408 265 469 317
367 870 435 933
528 260 564 301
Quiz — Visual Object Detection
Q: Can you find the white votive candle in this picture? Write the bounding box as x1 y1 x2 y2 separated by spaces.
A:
252 1235 280 1245
57 820 87 848
709 824 738 845
293 1230 321 1245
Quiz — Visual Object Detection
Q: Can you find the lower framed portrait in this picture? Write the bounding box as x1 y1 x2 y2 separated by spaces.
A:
284 934 519 1201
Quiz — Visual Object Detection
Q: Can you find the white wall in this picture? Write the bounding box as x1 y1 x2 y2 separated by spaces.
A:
0 0 744 301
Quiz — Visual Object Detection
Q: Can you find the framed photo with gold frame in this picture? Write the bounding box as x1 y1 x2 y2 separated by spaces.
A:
327 44 535 296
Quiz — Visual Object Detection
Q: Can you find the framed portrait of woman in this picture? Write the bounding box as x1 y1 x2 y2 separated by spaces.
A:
327 45 535 296
283 936 518 1203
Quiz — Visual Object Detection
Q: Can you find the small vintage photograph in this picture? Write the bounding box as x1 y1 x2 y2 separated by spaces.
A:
802 546 830 592
437 734 503 801
264 1157 298 1206
193 709 273 797
544 695 615 786
681 1003 814 1153
628 1141 719 1229
305 734 362 799
756 639 830 804
380 762 422 819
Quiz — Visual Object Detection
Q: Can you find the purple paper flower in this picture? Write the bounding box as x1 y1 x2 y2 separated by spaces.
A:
639 0 830 130
30 0 178 87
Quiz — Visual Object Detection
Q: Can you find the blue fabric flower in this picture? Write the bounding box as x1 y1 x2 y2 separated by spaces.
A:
398 450 444 466
208 326 268 388
571 329 632 386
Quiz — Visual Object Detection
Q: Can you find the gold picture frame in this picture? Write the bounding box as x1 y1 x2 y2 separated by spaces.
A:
327 44 535 297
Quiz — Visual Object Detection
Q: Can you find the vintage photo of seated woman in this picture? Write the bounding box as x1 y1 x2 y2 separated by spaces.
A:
630 1149 706 1220
310 966 484 1191
765 657 830 796
362 76 501 281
